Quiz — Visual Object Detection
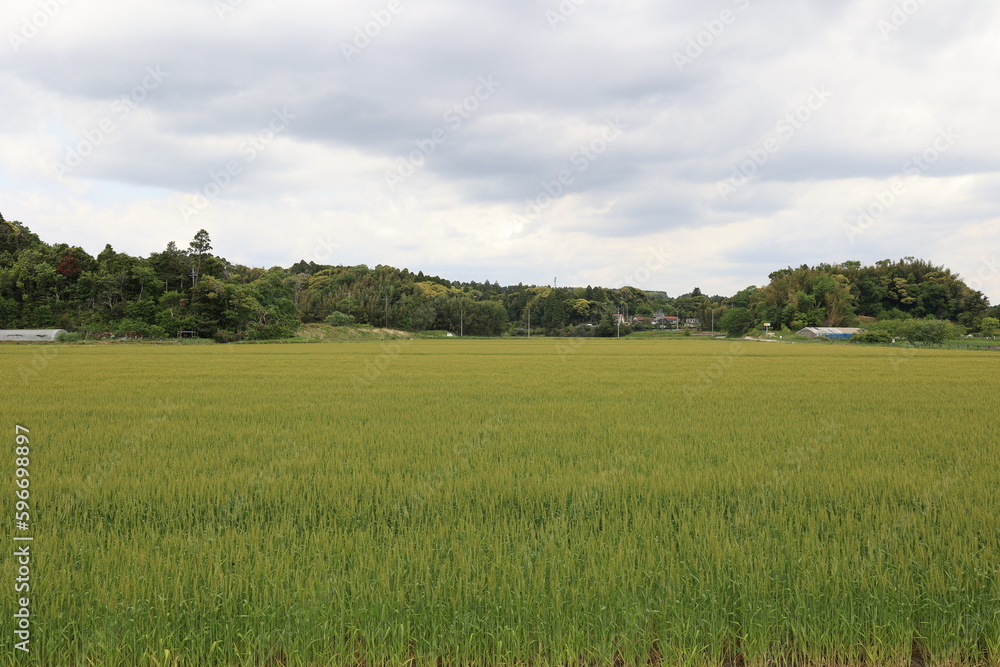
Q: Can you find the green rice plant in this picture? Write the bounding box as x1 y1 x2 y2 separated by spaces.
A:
0 339 997 665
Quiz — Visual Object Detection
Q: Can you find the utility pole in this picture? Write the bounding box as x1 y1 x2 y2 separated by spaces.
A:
527 308 530 338
460 308 464 337
384 295 389 328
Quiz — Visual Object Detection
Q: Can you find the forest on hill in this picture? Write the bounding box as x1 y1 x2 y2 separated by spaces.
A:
1 215 995 340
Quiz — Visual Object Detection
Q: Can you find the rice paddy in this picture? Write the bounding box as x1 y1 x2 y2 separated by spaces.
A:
1 338 998 666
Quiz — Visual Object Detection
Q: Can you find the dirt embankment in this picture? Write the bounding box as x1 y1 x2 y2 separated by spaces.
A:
297 323 414 342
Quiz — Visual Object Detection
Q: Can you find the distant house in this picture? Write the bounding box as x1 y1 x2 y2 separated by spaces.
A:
684 318 700 328
0 329 67 342
631 316 653 325
651 313 678 326
797 327 861 340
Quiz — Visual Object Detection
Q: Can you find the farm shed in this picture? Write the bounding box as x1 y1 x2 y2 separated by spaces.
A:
796 327 861 340
0 329 68 342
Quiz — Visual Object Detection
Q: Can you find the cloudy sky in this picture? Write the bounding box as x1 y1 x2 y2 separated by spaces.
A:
2 0 999 301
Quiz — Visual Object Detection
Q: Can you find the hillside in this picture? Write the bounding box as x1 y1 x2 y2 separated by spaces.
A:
1 217 995 340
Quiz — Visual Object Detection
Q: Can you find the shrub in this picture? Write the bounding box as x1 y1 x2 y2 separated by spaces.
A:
850 329 892 344
899 319 962 345
325 311 355 327
113 318 154 338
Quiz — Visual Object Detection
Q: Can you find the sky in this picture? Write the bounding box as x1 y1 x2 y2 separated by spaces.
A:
2 0 999 301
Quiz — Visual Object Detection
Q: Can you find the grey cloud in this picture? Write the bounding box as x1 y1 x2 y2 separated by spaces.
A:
3 0 999 301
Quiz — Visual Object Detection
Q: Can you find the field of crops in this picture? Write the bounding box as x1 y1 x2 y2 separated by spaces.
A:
2 338 998 666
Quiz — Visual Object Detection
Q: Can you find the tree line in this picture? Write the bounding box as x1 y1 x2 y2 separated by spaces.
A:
1 216 995 340
718 258 994 337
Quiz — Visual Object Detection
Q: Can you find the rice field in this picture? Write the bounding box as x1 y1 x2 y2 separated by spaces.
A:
1 338 998 666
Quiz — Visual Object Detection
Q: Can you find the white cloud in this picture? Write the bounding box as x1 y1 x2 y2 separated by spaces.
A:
2 0 999 302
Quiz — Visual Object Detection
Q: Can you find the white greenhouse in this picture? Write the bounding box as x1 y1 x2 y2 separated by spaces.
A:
0 329 68 342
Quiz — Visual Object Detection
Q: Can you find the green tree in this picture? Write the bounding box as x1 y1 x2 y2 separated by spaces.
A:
148 241 190 292
541 292 568 334
719 307 753 337
899 319 960 345
595 313 617 337
325 311 354 327
188 229 213 286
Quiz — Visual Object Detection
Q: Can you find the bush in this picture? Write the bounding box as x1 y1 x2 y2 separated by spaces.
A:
566 324 595 337
113 318 155 338
325 311 355 327
865 318 962 345
850 329 892 344
56 331 83 342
